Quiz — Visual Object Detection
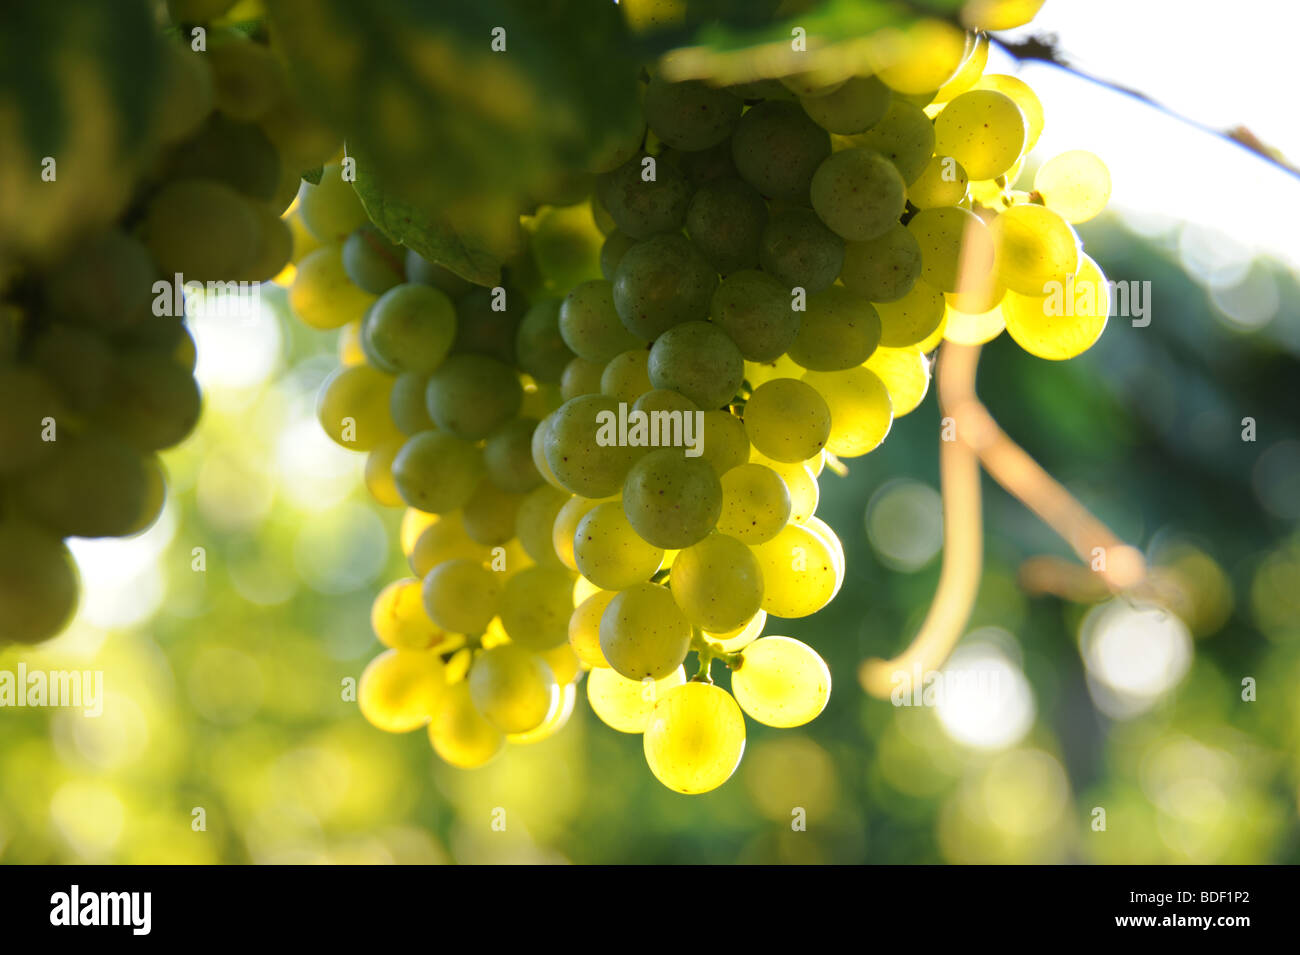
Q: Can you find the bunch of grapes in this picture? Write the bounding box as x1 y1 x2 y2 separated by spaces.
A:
290 11 1110 793
1 14 334 647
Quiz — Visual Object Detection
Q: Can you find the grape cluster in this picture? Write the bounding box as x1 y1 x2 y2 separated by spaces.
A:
1 16 331 646
293 14 1110 793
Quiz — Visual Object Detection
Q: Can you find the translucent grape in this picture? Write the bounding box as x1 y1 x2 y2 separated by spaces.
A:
750 452 819 524
468 645 558 734
365 437 405 507
751 523 839 618
1003 253 1110 359
811 148 907 242
574 501 665 591
962 0 1046 30
560 356 605 401
612 234 718 340
647 321 744 410
409 513 490 577
704 609 767 652
670 532 763 632
559 279 645 363
872 21 967 95
600 349 652 403
934 90 1026 181
698 410 750 476
587 665 687 733
0 520 79 645
684 178 767 274
839 224 922 303
731 636 831 727
421 558 502 635
943 300 1006 346
569 589 616 667
643 682 746 794
1033 150 1111 224
644 76 742 151
552 494 609 570
622 449 722 549
599 582 692 680
717 462 792 544
545 394 642 497
907 156 970 208
907 206 995 293
864 345 931 416
990 203 1081 296
516 299 576 383
801 367 893 457
788 285 881 371
744 378 831 463
530 201 604 291
392 431 484 513
358 649 446 733
296 162 368 243
758 208 845 295
426 354 522 440
850 101 936 184
873 279 946 347
934 33 988 104
371 578 445 650
500 566 575 650
800 74 892 135
973 74 1044 151
291 244 377 330
428 681 504 768
710 269 800 362
730 101 831 201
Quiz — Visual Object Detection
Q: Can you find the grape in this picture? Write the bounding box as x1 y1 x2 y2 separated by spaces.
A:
643 682 746 794
574 501 665 591
678 139 739 184
365 437 405 507
165 113 281 202
428 681 504 768
44 230 156 330
874 279 946 347
239 202 293 281
647 321 744 410
758 208 844 294
530 201 604 291
316 364 398 451
124 455 168 537
452 286 525 365
372 577 445 651
599 582 692 680
963 0 1046 30
392 431 483 513
670 533 763 632
596 152 691 239
865 345 931 416
851 100 937 184
907 206 995 293
342 224 406 294
632 387 699 418
515 484 570 569
461 480 524 546
907 155 970 208
800 74 892 134
612 234 717 340
810 148 906 242
778 69 849 99
484 417 543 493
208 31 283 122
730 101 830 201
643 76 742 151
421 558 502 635
803 516 846 595
468 645 558 734
684 178 767 274
751 453 819 524
559 279 645 362
357 648 446 733
1033 150 1111 224
802 367 893 457
425 354 522 440
153 40 214 144
934 33 989 104
873 20 967 94
515 299 575 383
409 512 490 577
600 349 652 403
560 356 605 400
943 299 1006 346
500 566 575 651
291 244 377 330
973 74 1044 151
751 523 840 618
731 636 831 727
839 224 922 303
788 285 881 371
704 609 767 652
389 371 436 435
361 283 458 377
538 643 582 686
623 449 722 549
587 666 687 733
1003 253 1110 360
552 494 608 571
406 251 474 298
296 162 368 243
599 230 638 280
0 520 79 645
698 409 750 476
545 394 642 498
717 462 791 544
744 378 831 463
934 90 1026 181
990 203 1081 296
139 179 260 281
569 589 616 668
17 433 150 538
0 367 64 474
710 269 800 362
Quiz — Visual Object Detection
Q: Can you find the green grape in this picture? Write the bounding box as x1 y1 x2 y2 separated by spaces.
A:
803 516 846 595
587 104 646 174
632 387 699 418
851 100 937 184
751 523 839 618
207 31 283 121
124 454 167 536
551 494 609 573
599 230 638 280
622 449 722 548
839 224 922 303
810 148 906 241
990 203 1081 296
452 286 525 365
730 101 830 201
483 417 543 493
801 367 893 457
515 484 570 570
43 230 156 330
372 578 446 651
461 479 524 546
670 532 763 632
296 162 368 243
647 321 743 410
744 378 831 462
239 202 293 281
291 244 377 330
600 349 652 403
574 500 665 591
358 648 446 733
758 207 844 294
361 283 457 375
153 40 214 144
425 354 522 440
679 139 739 184
907 155 970 208
933 90 1026 181
421 557 503 634
644 76 743 151
599 582 692 681
365 437 405 507
428 681 504 768
684 178 767 274
800 74 892 134
698 410 750 476
507 681 576 744
468 645 558 734
530 202 604 291
717 462 791 544
731 636 830 727
316 364 398 451
933 32 988 104
704 609 767 652
406 251 474 298
342 224 406 295
864 345 931 416
873 20 968 94
907 206 995 293
779 68 850 98
750 452 819 524
560 356 605 401
943 299 1006 346
164 113 281 202
973 74 1044 151
1003 253 1109 360
1033 150 1111 224
139 179 260 281
873 279 946 347
612 234 717 340
587 665 686 733
559 279 645 363
409 512 490 576
570 588 615 667
0 367 64 474
500 566 576 651
544 394 641 498
710 269 800 361
643 682 746 794
516 299 576 384
389 371 436 435
17 433 149 539
531 413 568 490
392 431 483 513
596 151 692 239
788 285 881 371
0 520 79 645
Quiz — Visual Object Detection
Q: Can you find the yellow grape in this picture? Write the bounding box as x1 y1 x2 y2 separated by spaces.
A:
751 523 838 618
750 452 819 524
552 494 611 571
802 515 846 595
338 320 366 366
365 437 405 507
467 644 558 734
716 462 791 544
743 354 804 389
864 346 931 417
290 244 376 330
515 484 570 570
934 90 1026 181
499 566 575 650
409 511 491 577
587 665 686 733
974 74 1044 151
703 609 767 652
569 589 616 667
1033 150 1111 224
991 203 1081 296
400 508 438 556
963 0 1045 31
933 33 988 104
801 367 893 457
428 681 504 768
358 648 446 733
744 378 831 464
670 533 763 632
371 577 445 651
538 642 583 685
943 300 1007 346
731 636 831 728
872 21 968 95
316 364 400 452
906 206 995 294
698 410 751 477
1003 253 1110 360
574 500 664 591
421 558 503 635
907 156 970 209
643 682 746 794
508 682 577 745
599 582 692 681
873 279 946 348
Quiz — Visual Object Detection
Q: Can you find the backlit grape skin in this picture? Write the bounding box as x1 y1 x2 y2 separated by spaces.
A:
643 682 747 794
